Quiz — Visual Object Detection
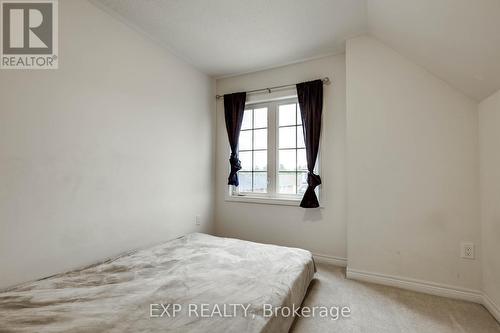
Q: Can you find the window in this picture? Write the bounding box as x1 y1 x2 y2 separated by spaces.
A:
238 107 268 193
230 97 319 204
278 102 308 195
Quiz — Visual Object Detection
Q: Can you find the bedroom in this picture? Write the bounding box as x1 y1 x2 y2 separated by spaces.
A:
0 0 499 332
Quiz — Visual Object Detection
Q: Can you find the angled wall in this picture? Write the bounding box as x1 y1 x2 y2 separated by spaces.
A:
346 36 481 293
479 89 500 320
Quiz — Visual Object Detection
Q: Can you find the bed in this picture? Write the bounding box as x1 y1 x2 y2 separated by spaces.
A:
0 233 315 333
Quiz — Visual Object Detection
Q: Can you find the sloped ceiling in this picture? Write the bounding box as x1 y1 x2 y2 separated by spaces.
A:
93 0 500 101
366 0 500 101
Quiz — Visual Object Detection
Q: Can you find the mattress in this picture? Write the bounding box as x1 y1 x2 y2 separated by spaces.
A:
0 233 315 333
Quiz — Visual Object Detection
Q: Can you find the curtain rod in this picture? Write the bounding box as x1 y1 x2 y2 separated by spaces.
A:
215 77 330 100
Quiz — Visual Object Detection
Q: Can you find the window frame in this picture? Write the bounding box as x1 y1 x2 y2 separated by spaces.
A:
226 97 322 206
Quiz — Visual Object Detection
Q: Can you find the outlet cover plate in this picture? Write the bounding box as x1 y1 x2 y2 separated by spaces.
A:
461 242 474 259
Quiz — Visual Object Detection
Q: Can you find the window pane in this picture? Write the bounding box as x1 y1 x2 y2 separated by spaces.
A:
279 172 296 194
297 126 305 148
254 129 267 149
239 151 252 171
297 104 302 125
279 126 296 149
239 130 252 151
241 110 253 130
297 172 308 195
253 172 267 193
253 150 267 171
238 172 252 192
254 108 267 128
279 149 296 171
297 148 307 170
279 103 296 126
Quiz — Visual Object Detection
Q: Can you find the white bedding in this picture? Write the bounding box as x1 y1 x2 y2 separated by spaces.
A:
0 233 315 333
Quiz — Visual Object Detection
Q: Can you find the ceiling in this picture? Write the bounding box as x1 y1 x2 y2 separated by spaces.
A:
93 0 367 76
93 0 500 101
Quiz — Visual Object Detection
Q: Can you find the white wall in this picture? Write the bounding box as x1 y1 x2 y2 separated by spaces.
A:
0 0 215 289
346 36 481 290
479 89 500 313
214 55 347 261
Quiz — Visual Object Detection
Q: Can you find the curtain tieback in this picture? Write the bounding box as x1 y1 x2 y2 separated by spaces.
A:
307 172 322 188
228 154 242 185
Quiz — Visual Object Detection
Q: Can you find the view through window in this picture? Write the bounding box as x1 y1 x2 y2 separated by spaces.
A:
238 107 268 193
278 103 308 195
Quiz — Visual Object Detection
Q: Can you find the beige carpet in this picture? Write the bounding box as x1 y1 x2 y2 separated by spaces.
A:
291 263 500 333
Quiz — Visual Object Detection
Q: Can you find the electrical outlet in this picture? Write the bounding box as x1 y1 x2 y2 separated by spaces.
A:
195 215 201 226
461 242 474 259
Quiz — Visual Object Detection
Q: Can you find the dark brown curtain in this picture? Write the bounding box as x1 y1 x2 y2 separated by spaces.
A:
297 80 323 208
224 92 247 186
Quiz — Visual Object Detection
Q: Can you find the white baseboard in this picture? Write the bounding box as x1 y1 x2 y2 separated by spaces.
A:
346 268 483 303
482 293 500 323
346 268 500 324
312 253 347 267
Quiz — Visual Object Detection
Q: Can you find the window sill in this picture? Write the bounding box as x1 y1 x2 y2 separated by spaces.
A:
225 194 323 208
